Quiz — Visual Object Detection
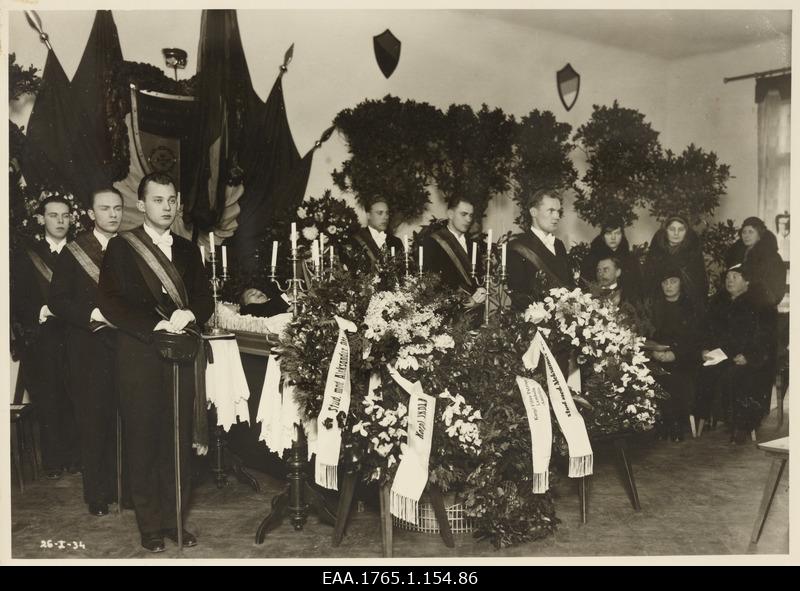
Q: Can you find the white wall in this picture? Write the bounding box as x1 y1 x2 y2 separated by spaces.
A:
9 9 789 248
662 38 791 230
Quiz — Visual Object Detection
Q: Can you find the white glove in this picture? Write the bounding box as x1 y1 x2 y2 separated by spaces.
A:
154 319 178 333
169 309 196 332
39 305 54 324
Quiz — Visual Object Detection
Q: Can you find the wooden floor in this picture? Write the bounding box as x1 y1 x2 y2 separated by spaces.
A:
10 407 789 561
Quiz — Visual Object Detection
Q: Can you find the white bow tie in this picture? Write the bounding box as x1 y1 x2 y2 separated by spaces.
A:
152 233 173 248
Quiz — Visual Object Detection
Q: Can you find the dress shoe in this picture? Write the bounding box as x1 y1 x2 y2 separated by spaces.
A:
141 534 166 553
162 528 197 548
46 469 63 480
88 502 109 517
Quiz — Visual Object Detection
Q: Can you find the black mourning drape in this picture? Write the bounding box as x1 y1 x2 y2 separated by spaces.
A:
21 10 123 203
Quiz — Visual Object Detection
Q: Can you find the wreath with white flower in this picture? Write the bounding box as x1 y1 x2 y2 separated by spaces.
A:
294 189 361 251
526 287 664 435
17 189 90 242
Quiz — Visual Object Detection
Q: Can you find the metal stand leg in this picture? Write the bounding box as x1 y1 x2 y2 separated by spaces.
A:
173 362 183 552
116 412 123 516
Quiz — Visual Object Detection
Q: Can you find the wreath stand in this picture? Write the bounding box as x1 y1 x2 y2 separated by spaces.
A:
577 432 641 524
331 451 455 557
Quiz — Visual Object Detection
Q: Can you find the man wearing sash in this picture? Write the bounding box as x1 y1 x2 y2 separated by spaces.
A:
11 195 80 479
421 198 487 308
98 173 213 552
50 188 123 517
348 198 404 271
507 188 573 310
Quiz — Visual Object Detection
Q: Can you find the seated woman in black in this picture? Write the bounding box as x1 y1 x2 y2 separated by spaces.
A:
696 264 766 444
647 264 702 442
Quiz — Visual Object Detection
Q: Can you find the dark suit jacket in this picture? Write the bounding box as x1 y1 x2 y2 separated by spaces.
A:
50 231 105 332
98 227 214 344
345 227 404 272
11 238 59 331
421 227 477 294
507 229 573 311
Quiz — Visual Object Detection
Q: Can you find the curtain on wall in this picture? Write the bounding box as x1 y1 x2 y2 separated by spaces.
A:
756 74 791 231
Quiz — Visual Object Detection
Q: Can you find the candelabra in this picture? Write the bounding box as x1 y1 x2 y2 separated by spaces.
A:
205 247 233 338
256 248 337 542
471 254 507 326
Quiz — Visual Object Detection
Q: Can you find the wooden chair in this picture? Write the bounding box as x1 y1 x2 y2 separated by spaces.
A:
10 361 40 493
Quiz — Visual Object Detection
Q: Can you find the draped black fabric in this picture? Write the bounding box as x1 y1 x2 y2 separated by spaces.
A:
71 10 124 182
755 74 791 103
232 75 314 276
185 9 258 232
21 50 105 200
21 11 123 203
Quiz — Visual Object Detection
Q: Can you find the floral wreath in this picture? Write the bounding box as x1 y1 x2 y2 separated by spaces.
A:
20 189 90 242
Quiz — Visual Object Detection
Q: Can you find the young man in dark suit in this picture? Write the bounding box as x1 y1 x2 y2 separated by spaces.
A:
421 198 487 309
98 173 213 552
11 195 80 479
50 188 123 516
507 188 574 311
349 198 404 270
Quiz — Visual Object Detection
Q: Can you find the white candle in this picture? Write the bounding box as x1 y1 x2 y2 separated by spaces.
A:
501 243 507 269
312 240 320 270
200 244 205 265
330 245 334 268
403 234 409 252
177 192 181 211
290 223 297 252
486 229 493 250
418 246 423 271
471 242 477 269
319 235 325 272
271 241 278 268
391 246 396 258
210 231 215 251
222 246 228 270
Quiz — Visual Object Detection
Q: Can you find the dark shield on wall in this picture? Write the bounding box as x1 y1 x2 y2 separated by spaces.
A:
373 29 401 78
557 63 580 112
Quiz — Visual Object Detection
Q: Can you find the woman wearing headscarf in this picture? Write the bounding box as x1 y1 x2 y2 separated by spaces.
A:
696 264 766 443
724 216 786 415
647 263 702 442
580 220 644 306
644 215 708 313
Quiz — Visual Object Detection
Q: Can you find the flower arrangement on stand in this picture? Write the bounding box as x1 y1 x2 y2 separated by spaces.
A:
526 287 665 436
294 189 361 252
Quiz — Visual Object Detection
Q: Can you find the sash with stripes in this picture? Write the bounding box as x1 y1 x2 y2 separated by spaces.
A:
26 247 54 285
120 227 188 310
430 231 473 291
510 241 567 288
353 233 379 263
66 241 101 285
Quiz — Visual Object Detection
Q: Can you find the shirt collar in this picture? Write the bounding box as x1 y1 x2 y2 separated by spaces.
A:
531 225 555 245
93 228 115 251
368 226 386 240
45 235 67 254
143 222 170 244
447 226 466 242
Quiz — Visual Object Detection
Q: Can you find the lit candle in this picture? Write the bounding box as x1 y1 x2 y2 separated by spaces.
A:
271 241 278 268
501 243 507 270
471 242 477 269
290 223 297 252
210 231 215 251
222 246 227 271
418 246 423 271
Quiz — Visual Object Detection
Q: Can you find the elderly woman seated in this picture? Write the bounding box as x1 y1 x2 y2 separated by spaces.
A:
646 263 702 442
696 264 766 444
